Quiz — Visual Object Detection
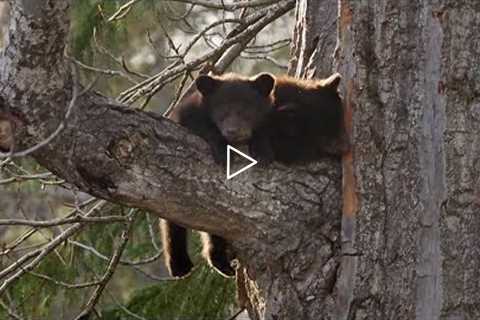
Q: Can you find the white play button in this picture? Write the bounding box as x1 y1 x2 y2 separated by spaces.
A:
226 145 258 180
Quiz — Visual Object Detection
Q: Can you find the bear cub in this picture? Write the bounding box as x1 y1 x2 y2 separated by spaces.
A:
162 72 275 278
261 72 345 164
169 72 275 164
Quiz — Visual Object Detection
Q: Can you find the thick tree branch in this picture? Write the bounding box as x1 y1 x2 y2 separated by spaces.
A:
0 0 340 246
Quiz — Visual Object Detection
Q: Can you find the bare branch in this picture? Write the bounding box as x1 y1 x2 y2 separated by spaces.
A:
27 271 103 289
74 212 135 320
70 57 141 84
166 0 280 11
69 239 162 266
0 299 23 320
91 29 150 81
118 0 294 104
0 229 37 258
239 54 288 70
104 288 149 320
108 0 143 22
0 172 55 184
228 308 246 320
0 214 126 227
0 201 107 295
146 213 161 252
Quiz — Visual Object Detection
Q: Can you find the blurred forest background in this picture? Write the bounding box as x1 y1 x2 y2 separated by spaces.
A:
0 1 293 319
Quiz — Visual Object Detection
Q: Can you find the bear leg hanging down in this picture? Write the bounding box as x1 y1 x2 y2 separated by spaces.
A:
160 220 194 277
162 72 275 277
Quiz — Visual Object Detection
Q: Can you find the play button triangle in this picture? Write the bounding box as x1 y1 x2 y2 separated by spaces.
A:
226 145 258 180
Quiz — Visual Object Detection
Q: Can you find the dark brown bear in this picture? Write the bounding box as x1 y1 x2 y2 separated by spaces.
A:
258 73 346 163
162 72 275 278
169 72 275 164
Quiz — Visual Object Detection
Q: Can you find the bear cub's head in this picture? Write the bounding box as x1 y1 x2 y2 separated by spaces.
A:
195 73 275 144
273 73 343 138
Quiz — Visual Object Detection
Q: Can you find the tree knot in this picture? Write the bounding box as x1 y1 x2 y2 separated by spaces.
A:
0 110 24 152
108 133 144 163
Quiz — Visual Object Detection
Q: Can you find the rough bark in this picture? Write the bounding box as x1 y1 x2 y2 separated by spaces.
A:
0 1 342 320
335 1 480 319
288 0 338 78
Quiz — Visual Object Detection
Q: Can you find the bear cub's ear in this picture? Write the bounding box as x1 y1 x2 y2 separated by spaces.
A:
196 75 220 96
252 73 275 97
321 73 342 91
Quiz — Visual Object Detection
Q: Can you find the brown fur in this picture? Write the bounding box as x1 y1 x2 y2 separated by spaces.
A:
168 73 275 164
162 72 275 278
257 73 347 164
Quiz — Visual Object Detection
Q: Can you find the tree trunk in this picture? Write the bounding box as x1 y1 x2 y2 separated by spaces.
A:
288 0 338 78
334 0 480 319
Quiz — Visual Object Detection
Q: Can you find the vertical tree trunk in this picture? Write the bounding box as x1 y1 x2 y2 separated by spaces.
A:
335 1 480 319
288 0 338 78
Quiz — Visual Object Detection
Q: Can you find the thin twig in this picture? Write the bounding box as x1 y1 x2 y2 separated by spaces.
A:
0 299 23 320
227 308 246 320
166 0 279 11
239 54 288 69
119 0 294 105
27 271 103 289
108 0 143 22
71 57 140 84
69 240 162 266
0 201 107 294
74 211 136 320
105 288 148 320
145 213 161 252
0 214 126 227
